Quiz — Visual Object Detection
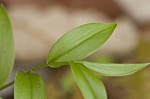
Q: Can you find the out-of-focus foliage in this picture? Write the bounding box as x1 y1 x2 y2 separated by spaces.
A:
136 38 150 62
0 5 15 88
105 68 150 99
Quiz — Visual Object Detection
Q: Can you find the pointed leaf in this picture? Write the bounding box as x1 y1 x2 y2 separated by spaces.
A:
47 23 117 67
0 5 15 87
82 61 150 76
14 71 46 99
70 62 107 99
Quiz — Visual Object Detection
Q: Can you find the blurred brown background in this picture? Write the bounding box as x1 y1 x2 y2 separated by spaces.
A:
0 0 150 99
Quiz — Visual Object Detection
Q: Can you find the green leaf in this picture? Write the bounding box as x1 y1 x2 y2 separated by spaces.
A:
0 5 15 87
70 62 107 99
14 71 46 99
47 23 117 67
82 61 150 76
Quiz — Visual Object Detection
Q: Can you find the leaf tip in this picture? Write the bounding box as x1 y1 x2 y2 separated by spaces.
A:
110 23 117 28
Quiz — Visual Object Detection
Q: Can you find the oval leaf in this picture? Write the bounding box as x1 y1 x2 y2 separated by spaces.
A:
70 62 107 99
47 23 117 67
82 61 150 76
14 71 46 99
0 5 15 87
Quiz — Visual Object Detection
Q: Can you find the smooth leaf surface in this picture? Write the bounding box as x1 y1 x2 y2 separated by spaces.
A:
0 5 15 87
82 61 150 76
14 71 46 99
70 62 107 99
47 23 116 67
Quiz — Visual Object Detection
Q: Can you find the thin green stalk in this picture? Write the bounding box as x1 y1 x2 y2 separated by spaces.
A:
0 80 14 91
0 63 48 91
26 63 48 73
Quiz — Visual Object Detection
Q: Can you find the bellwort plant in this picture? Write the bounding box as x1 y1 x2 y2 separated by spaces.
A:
0 5 149 99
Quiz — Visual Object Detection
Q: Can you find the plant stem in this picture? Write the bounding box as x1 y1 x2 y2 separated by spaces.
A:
0 63 48 91
0 81 14 91
26 63 48 73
